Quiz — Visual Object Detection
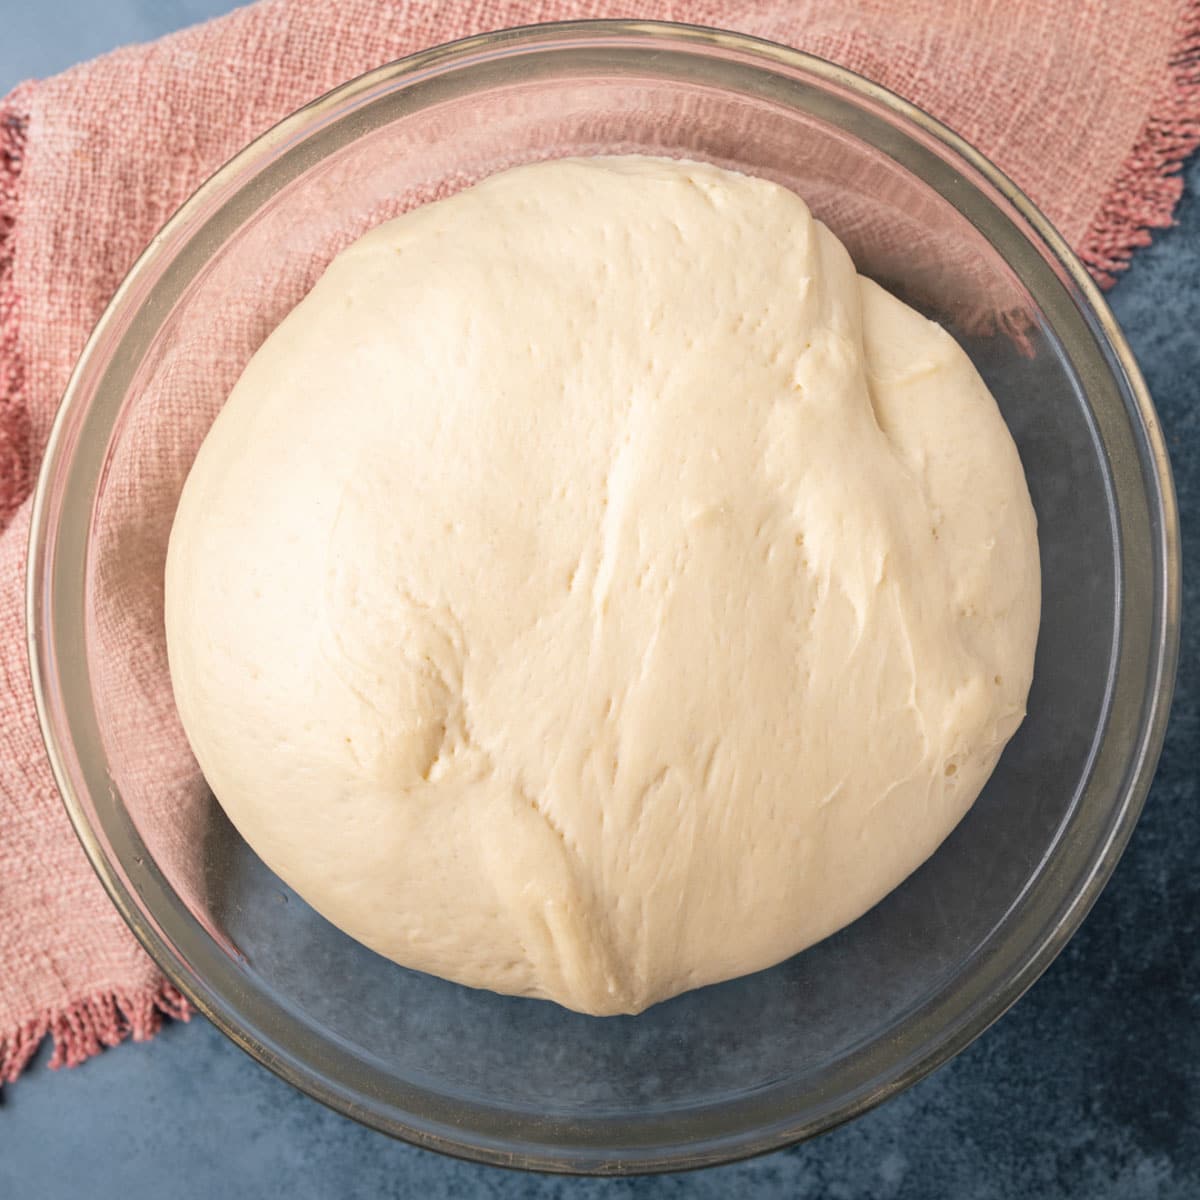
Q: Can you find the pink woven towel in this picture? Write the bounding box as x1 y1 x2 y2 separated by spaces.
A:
1 0 1197 1085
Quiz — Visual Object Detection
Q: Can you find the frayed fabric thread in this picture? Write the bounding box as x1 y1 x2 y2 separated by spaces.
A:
1081 0 1200 287
0 982 191 1084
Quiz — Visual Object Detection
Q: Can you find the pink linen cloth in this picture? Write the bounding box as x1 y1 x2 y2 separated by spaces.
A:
1 0 1198 1082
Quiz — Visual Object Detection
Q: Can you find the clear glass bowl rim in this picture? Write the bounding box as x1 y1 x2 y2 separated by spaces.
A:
26 18 1181 1175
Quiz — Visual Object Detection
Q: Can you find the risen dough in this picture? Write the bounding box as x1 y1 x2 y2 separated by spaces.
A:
165 157 1040 1015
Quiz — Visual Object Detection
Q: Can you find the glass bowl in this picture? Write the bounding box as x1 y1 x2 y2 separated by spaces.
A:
27 20 1179 1175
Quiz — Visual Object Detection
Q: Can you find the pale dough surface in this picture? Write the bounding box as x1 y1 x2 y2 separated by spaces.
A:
165 157 1040 1015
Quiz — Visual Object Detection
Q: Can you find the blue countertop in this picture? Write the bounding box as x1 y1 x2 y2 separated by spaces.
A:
1 8 1197 1198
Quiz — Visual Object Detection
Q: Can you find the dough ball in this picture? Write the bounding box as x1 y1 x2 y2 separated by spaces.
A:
165 157 1040 1015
